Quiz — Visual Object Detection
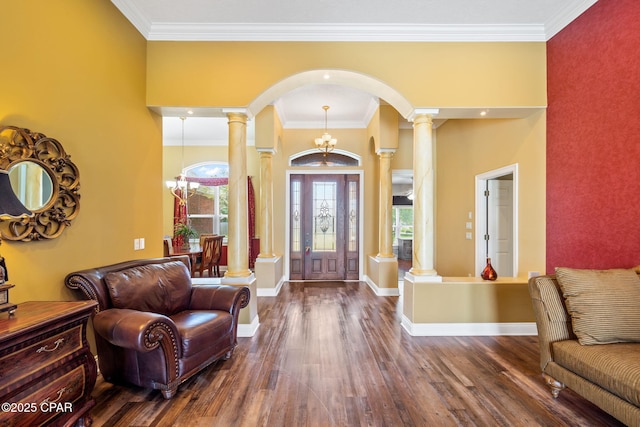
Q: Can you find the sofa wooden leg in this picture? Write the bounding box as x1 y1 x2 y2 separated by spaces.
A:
542 373 565 398
162 389 175 399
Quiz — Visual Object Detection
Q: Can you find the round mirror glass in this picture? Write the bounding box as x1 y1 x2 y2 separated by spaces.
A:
8 161 54 211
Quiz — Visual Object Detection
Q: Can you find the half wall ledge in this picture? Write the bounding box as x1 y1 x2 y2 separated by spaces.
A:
402 276 535 336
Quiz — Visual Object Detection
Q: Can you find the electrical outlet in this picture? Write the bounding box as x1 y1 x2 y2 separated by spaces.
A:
465 222 472 229
465 232 472 240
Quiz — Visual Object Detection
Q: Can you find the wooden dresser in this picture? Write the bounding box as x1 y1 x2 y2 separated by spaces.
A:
0 301 98 427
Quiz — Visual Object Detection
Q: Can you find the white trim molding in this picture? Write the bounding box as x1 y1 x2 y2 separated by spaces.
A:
256 275 286 297
364 275 401 296
401 316 537 336
237 316 260 337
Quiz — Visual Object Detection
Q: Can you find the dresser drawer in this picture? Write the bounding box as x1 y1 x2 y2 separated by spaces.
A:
0 324 83 387
0 359 90 427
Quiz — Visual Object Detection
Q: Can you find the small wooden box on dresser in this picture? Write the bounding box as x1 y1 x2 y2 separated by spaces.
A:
0 301 98 427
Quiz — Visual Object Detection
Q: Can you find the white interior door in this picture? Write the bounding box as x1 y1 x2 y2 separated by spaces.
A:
487 179 514 277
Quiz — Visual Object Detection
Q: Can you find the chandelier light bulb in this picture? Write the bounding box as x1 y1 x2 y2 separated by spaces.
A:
314 105 337 159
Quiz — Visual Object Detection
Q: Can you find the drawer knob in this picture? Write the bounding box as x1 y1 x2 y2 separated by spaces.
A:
36 338 65 353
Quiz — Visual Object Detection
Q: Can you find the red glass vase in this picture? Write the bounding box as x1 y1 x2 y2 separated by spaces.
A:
481 258 498 281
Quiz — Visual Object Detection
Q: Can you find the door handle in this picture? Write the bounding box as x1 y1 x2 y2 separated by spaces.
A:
305 246 310 255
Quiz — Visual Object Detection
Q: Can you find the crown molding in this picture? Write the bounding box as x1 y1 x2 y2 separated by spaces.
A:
113 0 598 43
144 23 548 42
112 0 152 37
544 0 598 40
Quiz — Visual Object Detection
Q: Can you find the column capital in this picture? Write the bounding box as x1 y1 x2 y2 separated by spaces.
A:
376 148 396 156
225 109 248 123
223 108 248 115
409 108 439 123
256 147 277 154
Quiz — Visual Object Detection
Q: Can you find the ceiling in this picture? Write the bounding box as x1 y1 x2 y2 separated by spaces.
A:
115 0 599 145
113 0 597 42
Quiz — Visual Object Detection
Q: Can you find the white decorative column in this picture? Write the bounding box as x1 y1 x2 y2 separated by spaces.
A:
408 110 440 281
253 147 283 296
222 110 259 336
377 149 395 258
257 149 275 259
366 148 399 295
225 111 251 278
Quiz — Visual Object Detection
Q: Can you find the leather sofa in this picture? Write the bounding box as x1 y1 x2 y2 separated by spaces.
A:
528 267 640 425
65 256 250 399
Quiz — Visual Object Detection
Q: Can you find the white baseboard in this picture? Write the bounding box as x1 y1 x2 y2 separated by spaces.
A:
401 315 538 336
237 315 260 337
256 275 285 296
363 275 401 296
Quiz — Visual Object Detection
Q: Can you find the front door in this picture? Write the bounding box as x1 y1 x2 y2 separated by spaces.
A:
289 174 359 280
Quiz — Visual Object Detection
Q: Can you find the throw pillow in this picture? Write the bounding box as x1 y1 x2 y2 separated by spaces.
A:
555 267 640 345
105 261 192 316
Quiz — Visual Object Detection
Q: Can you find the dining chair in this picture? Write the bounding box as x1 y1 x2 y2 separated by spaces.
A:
195 235 224 277
199 233 215 248
163 237 174 256
210 235 224 277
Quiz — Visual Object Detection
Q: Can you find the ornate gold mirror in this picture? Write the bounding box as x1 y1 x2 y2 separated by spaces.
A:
0 126 80 241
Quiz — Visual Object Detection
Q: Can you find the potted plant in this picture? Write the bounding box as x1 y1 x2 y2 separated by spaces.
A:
174 222 198 250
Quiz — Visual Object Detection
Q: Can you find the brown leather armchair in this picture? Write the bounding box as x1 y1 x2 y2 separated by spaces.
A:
65 256 250 399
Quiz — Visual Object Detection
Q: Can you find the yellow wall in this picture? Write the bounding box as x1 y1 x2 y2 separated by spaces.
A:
435 113 546 277
1 1 162 303
408 279 533 323
146 42 546 109
392 129 415 171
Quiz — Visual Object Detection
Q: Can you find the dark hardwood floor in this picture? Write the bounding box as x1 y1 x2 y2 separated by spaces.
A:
91 281 623 427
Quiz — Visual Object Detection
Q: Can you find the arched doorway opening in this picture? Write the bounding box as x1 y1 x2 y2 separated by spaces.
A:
246 69 416 283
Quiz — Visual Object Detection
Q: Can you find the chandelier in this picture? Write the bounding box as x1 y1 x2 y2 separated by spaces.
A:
166 117 199 206
314 105 337 159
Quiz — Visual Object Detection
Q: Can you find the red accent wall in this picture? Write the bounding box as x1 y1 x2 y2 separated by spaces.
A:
546 0 640 272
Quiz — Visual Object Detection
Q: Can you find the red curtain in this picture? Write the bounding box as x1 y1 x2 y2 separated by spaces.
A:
185 177 229 186
247 176 256 269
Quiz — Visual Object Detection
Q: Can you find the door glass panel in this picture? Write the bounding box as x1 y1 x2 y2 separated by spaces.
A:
348 181 357 251
312 181 336 252
291 179 301 252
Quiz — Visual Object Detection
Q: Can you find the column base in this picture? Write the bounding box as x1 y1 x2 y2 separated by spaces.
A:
405 271 442 283
221 273 259 337
364 255 399 296
254 256 284 296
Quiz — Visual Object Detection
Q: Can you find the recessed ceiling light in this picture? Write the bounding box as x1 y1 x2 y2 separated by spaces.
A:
323 73 331 80
480 110 487 116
